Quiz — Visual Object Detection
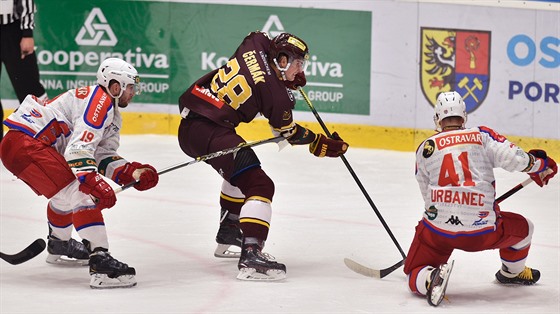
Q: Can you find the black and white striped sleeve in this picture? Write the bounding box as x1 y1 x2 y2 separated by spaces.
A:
18 0 37 37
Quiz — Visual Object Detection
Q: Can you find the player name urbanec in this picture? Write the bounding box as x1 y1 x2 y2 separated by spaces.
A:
432 189 485 207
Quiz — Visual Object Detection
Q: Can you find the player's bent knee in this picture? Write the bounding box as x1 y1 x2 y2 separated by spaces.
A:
408 265 431 296
232 147 261 178
233 167 275 201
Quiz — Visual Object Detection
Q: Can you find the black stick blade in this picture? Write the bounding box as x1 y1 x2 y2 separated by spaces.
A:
0 239 46 265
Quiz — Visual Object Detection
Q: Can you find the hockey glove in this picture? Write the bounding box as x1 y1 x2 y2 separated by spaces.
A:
284 72 306 90
309 132 349 158
528 149 557 187
78 172 116 209
118 162 159 191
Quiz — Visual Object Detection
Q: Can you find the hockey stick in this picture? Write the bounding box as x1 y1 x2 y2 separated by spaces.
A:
298 87 407 277
114 135 288 194
494 168 553 204
0 238 46 265
496 177 533 204
344 258 405 279
495 168 554 204
344 176 539 278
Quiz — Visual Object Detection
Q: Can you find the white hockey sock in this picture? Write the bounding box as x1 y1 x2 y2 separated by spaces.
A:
77 225 109 250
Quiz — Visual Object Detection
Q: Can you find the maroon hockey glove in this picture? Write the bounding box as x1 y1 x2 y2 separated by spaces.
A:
118 162 159 191
78 172 116 209
309 132 349 158
528 149 557 187
284 72 306 90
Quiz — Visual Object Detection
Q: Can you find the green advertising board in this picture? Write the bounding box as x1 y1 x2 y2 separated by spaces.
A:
1 1 371 114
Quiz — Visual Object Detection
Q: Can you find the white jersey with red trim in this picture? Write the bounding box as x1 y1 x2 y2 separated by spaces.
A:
415 126 545 237
3 86 127 180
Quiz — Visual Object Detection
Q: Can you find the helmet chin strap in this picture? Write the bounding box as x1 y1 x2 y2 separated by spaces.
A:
273 58 291 81
107 84 125 107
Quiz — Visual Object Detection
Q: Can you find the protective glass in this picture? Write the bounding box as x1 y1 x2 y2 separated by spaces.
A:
290 57 309 72
132 75 141 95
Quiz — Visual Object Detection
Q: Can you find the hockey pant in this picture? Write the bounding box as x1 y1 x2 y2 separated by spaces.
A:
404 211 533 295
1 131 109 250
178 117 275 242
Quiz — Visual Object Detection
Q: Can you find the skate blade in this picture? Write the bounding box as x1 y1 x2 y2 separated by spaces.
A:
89 273 137 289
214 244 241 258
236 268 286 281
428 260 454 306
46 254 89 267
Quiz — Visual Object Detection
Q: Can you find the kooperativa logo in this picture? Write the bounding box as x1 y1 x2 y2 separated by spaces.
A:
261 15 285 38
75 8 117 46
36 6 169 94
420 27 491 113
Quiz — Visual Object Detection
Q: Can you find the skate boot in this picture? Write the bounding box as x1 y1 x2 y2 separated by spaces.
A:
214 210 243 258
89 249 136 289
426 260 454 306
495 264 540 285
237 239 286 281
46 235 89 266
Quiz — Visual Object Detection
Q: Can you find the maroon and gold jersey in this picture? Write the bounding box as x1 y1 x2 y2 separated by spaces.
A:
179 31 296 132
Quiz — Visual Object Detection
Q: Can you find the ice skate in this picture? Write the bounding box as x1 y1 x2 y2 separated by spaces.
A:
45 236 89 266
426 260 454 306
495 265 540 285
237 240 286 281
214 213 243 258
89 250 136 289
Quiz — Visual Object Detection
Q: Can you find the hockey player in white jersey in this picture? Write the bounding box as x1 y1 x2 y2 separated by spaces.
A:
1 58 159 289
404 91 557 306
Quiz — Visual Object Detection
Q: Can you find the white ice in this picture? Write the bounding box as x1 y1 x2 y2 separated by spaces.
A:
1 135 559 313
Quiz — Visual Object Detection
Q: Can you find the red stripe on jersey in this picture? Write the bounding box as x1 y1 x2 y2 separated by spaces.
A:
83 86 112 129
479 126 506 143
3 119 38 136
191 85 224 109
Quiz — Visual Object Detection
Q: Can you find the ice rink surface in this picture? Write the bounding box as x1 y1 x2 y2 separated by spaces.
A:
1 135 559 313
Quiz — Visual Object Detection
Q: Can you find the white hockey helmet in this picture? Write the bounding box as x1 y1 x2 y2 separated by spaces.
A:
433 91 467 131
96 58 140 98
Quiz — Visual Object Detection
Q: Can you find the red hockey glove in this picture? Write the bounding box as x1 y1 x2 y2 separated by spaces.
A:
309 132 349 157
528 149 557 187
78 172 116 209
284 72 306 90
118 162 159 191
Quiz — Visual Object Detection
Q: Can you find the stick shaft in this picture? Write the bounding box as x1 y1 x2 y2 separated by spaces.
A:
496 177 533 204
114 135 286 194
299 87 407 259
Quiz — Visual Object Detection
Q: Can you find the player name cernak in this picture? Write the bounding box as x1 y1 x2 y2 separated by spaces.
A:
243 50 265 84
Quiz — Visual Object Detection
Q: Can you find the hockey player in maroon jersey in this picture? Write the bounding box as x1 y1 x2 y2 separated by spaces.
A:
178 32 348 281
1 58 159 288
405 91 557 306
